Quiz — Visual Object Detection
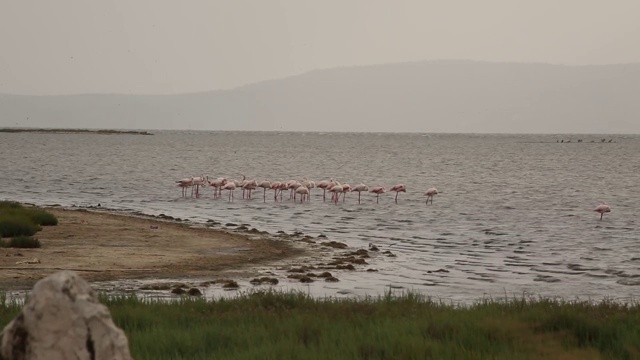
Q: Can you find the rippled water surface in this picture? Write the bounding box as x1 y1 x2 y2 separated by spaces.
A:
1 131 639 302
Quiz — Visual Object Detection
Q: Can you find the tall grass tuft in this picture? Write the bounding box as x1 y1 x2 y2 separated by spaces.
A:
26 209 58 226
0 202 57 237
0 216 40 237
7 236 41 248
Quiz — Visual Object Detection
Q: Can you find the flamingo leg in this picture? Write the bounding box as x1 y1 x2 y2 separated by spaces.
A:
395 192 398 203
600 213 603 220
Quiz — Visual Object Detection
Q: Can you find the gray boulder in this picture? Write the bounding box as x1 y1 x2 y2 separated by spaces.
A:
0 271 132 360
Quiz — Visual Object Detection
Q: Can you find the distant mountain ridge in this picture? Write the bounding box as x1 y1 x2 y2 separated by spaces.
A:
1 60 639 133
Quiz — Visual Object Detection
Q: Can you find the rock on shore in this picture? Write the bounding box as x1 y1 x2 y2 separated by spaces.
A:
0 271 132 360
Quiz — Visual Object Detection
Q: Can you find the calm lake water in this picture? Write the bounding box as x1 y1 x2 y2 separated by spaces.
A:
1 131 638 303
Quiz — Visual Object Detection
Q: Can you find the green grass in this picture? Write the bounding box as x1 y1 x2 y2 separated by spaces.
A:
0 215 40 237
3 291 638 359
4 236 41 248
0 201 57 237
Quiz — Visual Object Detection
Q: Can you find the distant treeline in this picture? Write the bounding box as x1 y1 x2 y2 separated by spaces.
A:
0 128 153 135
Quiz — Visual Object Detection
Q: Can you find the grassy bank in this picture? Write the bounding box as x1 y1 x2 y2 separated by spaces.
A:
2 291 639 359
0 201 57 247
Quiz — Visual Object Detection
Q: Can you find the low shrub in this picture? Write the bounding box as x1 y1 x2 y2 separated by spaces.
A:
0 202 57 237
0 201 23 209
0 216 40 237
26 209 58 226
8 236 41 248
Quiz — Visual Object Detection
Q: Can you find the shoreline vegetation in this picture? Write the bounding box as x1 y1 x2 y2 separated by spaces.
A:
0 201 57 249
0 128 153 135
2 290 639 359
2 203 639 358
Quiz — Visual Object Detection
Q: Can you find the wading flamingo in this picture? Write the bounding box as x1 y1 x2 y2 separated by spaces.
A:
258 180 272 202
301 178 315 201
208 177 227 199
389 184 406 203
191 175 207 198
370 186 386 204
286 180 302 201
594 203 611 220
352 183 369 204
176 178 193 197
316 179 335 202
328 185 344 204
295 186 310 203
243 179 257 200
424 187 438 204
341 184 352 203
222 182 237 202
270 181 282 201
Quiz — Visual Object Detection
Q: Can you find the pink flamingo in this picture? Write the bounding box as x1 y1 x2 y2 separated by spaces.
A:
328 185 344 204
191 175 207 198
270 181 282 201
341 184 352 203
389 184 406 203
370 186 386 204
295 186 310 203
593 203 611 220
243 180 257 200
316 179 335 202
208 177 227 198
352 183 369 204
277 182 288 201
285 180 302 201
301 178 315 201
176 178 193 197
424 187 438 205
222 182 237 202
258 180 272 202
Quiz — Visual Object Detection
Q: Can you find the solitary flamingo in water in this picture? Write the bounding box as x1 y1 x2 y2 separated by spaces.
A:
370 186 386 204
222 182 237 202
352 183 368 204
594 203 611 220
424 187 438 204
389 184 406 203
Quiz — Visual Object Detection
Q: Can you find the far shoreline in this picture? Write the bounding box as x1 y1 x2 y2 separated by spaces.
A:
0 128 153 135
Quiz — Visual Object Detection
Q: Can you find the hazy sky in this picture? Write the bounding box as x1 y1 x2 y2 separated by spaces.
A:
2 0 640 95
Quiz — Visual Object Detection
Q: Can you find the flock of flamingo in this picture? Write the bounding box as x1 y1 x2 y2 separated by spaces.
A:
175 175 612 220
176 175 439 205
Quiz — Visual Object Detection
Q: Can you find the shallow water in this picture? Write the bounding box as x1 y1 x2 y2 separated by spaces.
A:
1 131 639 302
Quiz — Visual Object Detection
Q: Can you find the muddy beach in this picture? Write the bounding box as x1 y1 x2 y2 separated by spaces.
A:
0 207 308 290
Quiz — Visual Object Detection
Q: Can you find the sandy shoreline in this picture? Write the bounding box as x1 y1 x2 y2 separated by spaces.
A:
0 207 307 290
